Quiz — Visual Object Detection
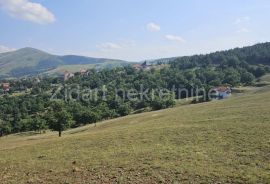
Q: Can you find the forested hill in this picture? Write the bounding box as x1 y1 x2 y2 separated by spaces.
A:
169 42 270 67
0 48 128 78
0 42 270 136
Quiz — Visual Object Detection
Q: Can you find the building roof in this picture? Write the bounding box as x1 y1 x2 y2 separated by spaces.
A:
2 83 10 87
212 86 231 93
80 69 87 73
2 83 10 91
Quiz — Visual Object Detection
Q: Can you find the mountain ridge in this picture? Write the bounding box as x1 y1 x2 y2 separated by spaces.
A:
0 47 128 78
1 42 270 79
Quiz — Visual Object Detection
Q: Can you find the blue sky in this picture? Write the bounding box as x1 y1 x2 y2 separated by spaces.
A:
0 0 270 61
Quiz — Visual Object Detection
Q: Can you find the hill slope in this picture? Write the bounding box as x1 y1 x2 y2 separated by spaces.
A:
151 42 270 66
0 86 269 183
0 48 128 78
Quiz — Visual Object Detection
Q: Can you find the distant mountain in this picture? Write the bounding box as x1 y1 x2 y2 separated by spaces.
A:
2 43 270 79
0 47 128 78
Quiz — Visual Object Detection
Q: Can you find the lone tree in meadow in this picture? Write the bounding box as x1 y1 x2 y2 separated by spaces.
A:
47 101 73 137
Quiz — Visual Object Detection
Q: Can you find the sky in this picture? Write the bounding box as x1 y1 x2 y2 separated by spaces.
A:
0 0 270 61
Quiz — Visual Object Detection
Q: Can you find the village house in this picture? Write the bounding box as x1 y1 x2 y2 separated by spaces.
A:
210 86 232 99
133 61 151 70
31 77 41 86
80 69 88 76
2 83 10 92
132 64 142 70
141 61 151 70
63 71 75 81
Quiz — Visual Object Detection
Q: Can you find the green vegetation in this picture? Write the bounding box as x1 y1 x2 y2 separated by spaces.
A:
0 43 270 183
0 85 269 183
46 101 73 137
1 43 270 136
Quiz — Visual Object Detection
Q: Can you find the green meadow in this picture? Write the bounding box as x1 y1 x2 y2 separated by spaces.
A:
0 85 270 184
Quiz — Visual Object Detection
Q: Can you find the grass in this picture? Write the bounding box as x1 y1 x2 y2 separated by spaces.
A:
45 60 127 75
0 86 270 183
260 74 270 83
45 64 96 74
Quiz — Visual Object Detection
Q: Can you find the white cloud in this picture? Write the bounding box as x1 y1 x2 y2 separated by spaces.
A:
234 16 251 34
0 45 16 53
234 16 250 25
97 40 136 50
165 34 185 43
146 22 161 32
237 27 250 33
97 42 122 50
0 0 55 24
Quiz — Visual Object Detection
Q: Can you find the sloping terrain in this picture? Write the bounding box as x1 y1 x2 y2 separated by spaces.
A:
151 42 270 66
0 86 269 183
0 48 128 78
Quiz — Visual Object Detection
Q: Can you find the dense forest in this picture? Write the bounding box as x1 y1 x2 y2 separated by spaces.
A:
1 43 270 137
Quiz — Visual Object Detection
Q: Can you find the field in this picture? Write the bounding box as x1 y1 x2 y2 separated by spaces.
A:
0 86 270 183
44 61 126 75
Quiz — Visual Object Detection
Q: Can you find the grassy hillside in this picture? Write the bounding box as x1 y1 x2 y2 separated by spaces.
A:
45 60 129 75
0 48 56 77
0 86 270 183
0 48 128 78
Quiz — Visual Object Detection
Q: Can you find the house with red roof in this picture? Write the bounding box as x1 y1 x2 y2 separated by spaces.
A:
210 86 232 99
2 83 10 92
63 71 74 81
80 69 88 76
133 61 151 70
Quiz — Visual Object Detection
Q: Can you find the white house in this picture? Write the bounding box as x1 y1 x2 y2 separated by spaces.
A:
210 86 232 99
